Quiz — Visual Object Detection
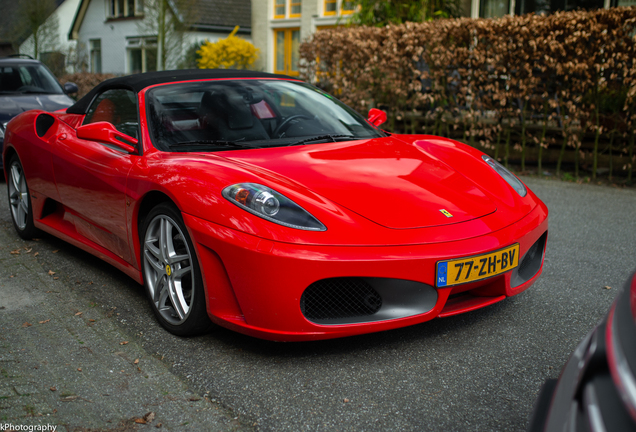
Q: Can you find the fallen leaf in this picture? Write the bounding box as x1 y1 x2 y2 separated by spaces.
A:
144 412 156 423
50 387 57 392
61 395 78 401
53 277 59 280
24 248 32 253
52 250 59 253
89 319 95 322
9 275 14 278
22 322 32 327
120 341 129 345
188 396 201 401
48 270 56 276
75 312 82 316
77 367 82 372
134 358 139 364
343 398 350 403
10 249 20 254
34 252 39 257
155 424 162 428
39 319 51 324
604 286 612 290
134 418 147 424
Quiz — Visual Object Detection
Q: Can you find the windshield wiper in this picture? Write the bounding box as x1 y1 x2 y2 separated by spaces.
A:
167 140 262 150
284 134 355 146
19 90 58 94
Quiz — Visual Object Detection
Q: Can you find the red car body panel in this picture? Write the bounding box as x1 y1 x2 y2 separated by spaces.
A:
3 75 548 341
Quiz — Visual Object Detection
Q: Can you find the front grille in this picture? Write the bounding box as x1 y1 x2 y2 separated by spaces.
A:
300 278 382 321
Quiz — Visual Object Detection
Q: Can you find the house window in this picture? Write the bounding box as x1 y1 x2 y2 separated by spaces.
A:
341 0 355 13
274 0 286 18
290 0 301 17
480 0 511 17
108 0 143 18
127 37 157 74
324 0 354 16
274 28 300 76
324 0 337 15
89 39 102 73
274 0 301 19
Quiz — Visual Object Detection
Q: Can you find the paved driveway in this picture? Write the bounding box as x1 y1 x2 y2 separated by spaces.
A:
1 176 635 431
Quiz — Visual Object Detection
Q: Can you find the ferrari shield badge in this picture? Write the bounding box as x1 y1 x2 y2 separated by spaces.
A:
439 209 453 218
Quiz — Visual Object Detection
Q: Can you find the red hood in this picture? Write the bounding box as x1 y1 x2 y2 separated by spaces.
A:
223 137 497 229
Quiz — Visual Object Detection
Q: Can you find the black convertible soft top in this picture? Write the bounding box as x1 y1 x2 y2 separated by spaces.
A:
67 69 296 115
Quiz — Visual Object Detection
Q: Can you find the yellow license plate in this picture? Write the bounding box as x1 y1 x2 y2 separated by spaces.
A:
436 244 520 287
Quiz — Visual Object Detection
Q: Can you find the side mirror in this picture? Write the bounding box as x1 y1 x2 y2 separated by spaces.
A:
367 108 387 127
63 82 79 94
76 122 138 154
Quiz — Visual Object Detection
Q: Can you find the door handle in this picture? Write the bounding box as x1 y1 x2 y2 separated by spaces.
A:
58 133 67 140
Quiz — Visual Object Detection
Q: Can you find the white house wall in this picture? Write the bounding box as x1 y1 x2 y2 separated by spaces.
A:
19 0 81 71
77 0 146 74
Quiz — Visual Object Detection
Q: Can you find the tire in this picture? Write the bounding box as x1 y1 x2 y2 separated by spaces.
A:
140 202 212 336
7 155 38 239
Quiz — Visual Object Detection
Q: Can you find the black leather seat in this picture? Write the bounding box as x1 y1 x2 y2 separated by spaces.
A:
198 90 269 142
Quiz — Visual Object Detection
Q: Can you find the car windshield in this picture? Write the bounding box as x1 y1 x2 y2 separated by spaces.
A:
0 64 64 95
145 80 386 152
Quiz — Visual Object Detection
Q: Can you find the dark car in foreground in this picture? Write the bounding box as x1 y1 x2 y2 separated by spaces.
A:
528 270 636 431
0 56 77 166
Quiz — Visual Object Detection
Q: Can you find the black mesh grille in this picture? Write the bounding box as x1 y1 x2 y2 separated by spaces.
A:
301 278 382 321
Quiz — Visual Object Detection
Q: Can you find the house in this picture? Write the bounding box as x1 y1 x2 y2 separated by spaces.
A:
251 0 630 76
252 0 358 76
19 0 82 75
68 0 252 75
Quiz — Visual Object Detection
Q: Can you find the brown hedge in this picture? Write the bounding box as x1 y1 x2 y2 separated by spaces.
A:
60 72 117 100
300 7 636 180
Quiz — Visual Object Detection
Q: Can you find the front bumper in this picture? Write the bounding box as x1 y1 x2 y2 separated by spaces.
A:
185 202 548 341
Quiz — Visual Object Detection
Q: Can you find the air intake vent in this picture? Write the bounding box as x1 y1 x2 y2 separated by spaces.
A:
300 278 382 321
35 113 55 137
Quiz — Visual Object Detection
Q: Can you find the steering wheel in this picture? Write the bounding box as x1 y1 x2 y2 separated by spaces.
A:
273 115 311 137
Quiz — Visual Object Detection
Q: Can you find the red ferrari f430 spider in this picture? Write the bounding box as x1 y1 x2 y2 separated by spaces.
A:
3 70 548 341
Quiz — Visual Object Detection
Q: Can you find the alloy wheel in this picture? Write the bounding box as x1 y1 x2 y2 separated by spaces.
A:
143 214 195 325
8 160 29 231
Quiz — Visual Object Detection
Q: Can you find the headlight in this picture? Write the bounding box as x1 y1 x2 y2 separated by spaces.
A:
0 122 7 140
222 183 326 231
482 155 527 197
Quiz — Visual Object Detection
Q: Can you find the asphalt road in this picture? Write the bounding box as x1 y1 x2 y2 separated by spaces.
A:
1 175 635 431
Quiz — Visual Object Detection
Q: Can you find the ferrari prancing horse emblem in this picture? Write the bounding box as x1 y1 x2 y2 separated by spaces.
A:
439 209 453 218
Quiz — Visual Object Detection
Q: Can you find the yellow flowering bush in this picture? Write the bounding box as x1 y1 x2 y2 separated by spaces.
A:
197 26 259 70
